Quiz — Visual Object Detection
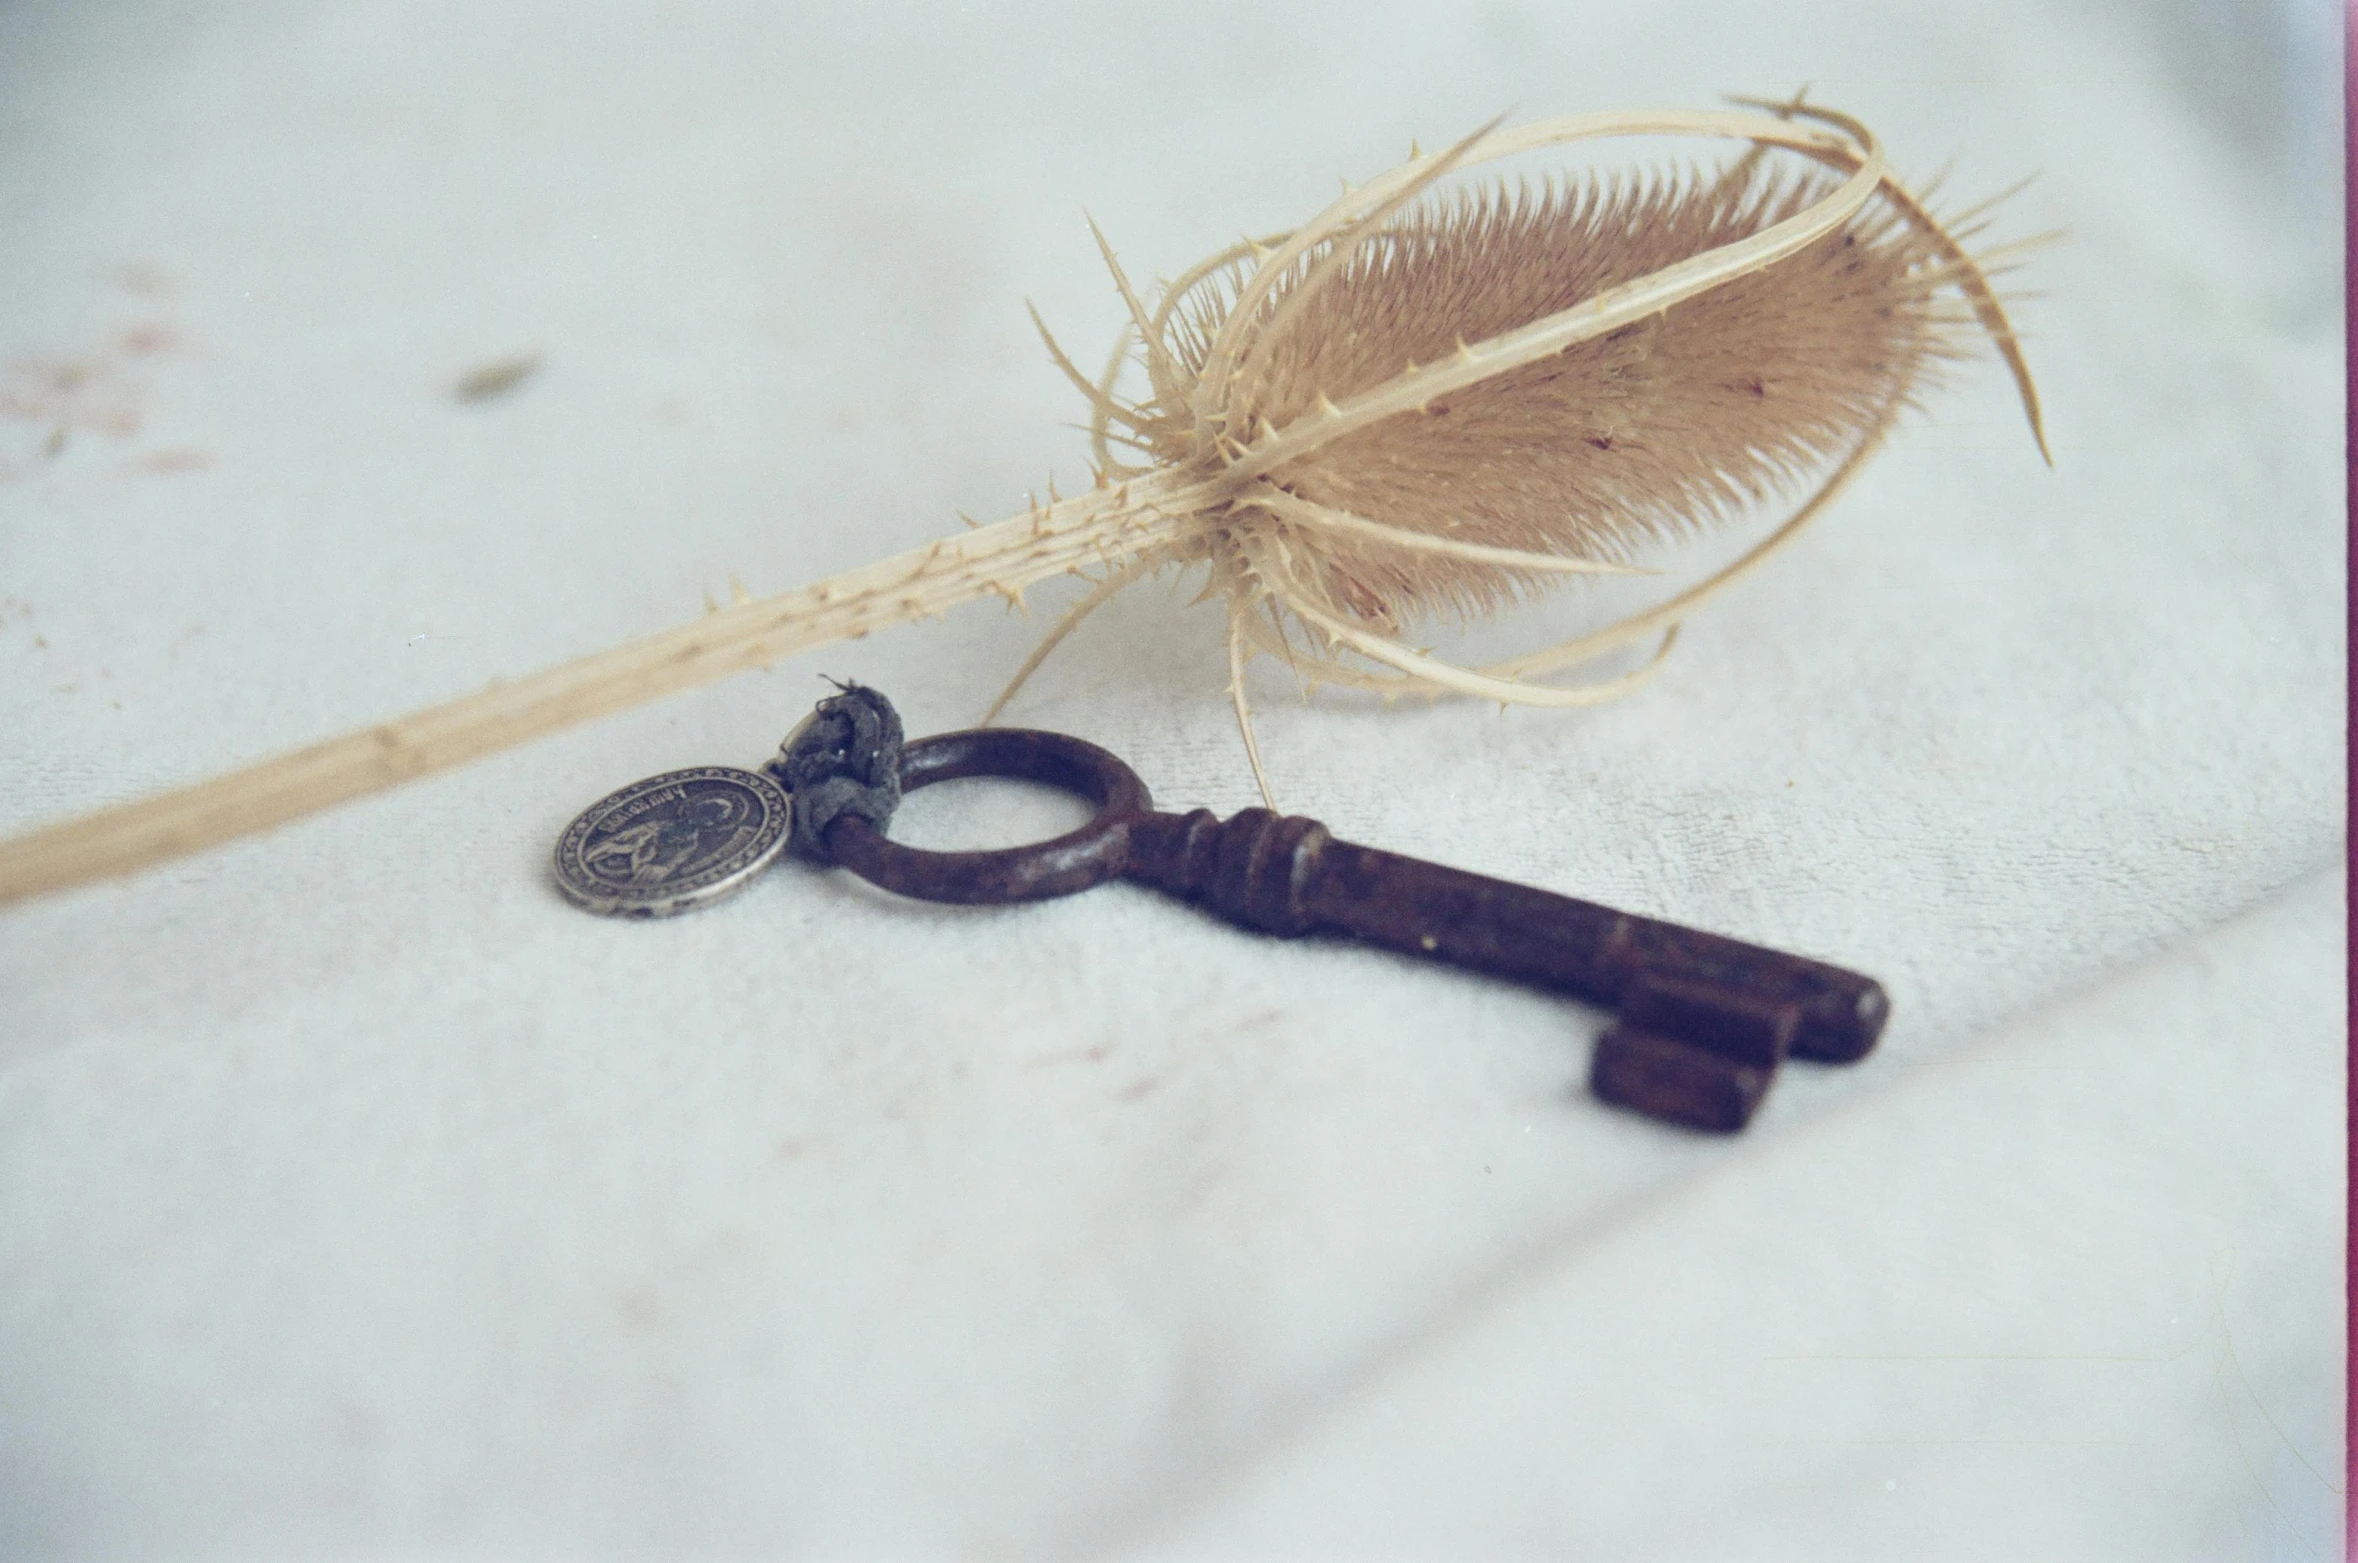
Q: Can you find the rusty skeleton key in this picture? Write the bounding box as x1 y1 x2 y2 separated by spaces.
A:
786 702 1886 1132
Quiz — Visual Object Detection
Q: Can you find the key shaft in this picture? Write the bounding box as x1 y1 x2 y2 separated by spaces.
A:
1125 806 1887 1066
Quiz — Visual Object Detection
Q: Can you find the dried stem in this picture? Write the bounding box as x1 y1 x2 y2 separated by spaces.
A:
0 475 1208 903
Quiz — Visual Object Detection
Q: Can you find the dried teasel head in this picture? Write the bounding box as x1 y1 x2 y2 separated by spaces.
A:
0 97 2047 903
999 96 2047 793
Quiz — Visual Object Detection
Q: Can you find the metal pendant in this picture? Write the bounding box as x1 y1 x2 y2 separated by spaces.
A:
552 765 791 918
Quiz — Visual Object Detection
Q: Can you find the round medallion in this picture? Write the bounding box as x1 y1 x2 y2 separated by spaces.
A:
553 766 791 918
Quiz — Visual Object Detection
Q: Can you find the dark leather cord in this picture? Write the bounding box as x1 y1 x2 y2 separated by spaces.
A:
767 683 904 863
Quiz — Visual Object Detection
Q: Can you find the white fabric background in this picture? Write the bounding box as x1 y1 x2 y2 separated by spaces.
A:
0 1 2342 1557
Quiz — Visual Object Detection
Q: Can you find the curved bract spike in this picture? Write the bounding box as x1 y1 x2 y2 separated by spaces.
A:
1239 483 1649 576
1226 605 1278 809
1229 599 1438 696
1221 115 1507 423
979 553 1166 727
1084 213 1177 399
1252 535 1684 708
1187 119 1506 446
1027 301 1151 434
1085 318 1141 478
1145 230 1293 368
1725 95 2048 463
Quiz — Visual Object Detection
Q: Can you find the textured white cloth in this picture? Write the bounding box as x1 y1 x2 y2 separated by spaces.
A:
0 1 2342 1557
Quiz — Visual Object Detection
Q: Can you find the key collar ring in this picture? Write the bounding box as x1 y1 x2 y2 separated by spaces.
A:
822 728 1151 904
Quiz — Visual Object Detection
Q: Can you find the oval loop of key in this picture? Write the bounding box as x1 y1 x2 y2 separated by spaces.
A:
820 729 1152 905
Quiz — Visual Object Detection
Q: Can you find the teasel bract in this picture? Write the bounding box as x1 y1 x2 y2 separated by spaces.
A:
0 97 2046 904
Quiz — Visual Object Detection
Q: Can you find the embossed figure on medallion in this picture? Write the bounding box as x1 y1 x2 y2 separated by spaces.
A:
582 787 757 886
